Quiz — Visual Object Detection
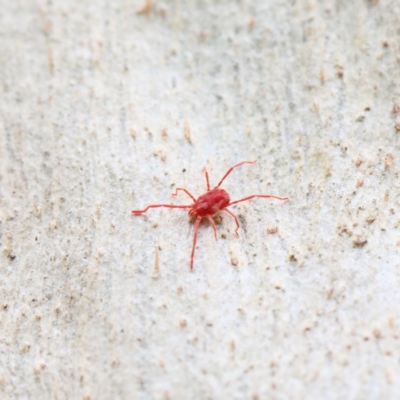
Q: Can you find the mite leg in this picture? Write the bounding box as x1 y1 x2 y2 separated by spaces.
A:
229 194 288 207
206 215 218 241
216 160 257 188
203 167 211 191
224 208 240 237
132 204 192 215
190 216 202 270
172 188 196 202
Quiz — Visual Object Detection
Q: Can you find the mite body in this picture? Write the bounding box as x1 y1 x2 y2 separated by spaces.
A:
189 188 230 217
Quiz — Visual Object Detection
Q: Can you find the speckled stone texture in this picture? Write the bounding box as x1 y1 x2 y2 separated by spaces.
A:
1 0 400 399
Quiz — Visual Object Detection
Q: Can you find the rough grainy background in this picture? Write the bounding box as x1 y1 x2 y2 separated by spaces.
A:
1 0 400 398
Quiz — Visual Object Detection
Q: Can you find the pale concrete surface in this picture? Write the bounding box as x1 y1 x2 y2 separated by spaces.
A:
1 0 400 399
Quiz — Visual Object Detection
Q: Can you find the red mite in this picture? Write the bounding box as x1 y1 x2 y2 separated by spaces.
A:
132 160 288 270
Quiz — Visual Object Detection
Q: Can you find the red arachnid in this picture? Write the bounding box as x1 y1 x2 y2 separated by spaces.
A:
132 160 288 270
